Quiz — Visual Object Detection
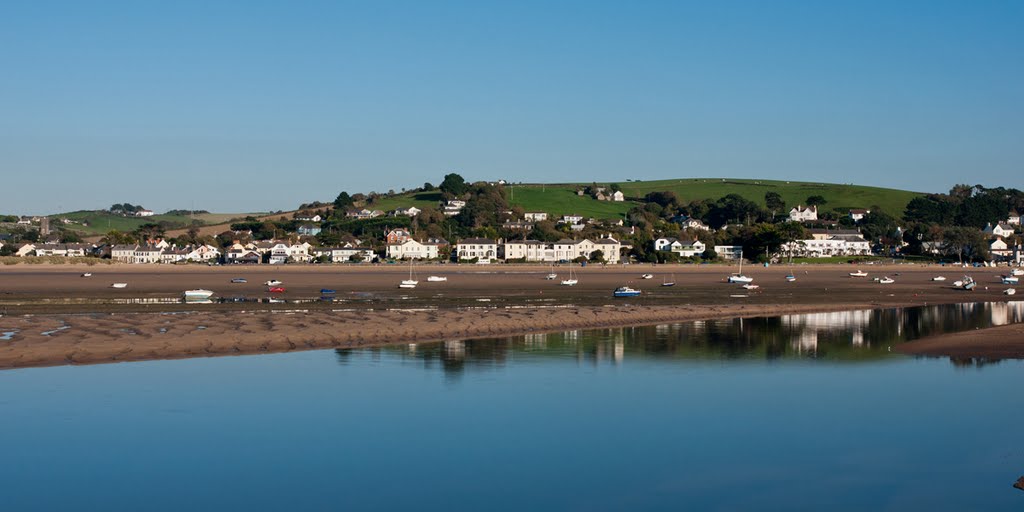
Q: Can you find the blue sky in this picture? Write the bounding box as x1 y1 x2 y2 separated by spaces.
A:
1 1 1021 215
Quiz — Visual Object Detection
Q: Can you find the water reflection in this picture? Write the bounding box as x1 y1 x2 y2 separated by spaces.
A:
337 302 1024 376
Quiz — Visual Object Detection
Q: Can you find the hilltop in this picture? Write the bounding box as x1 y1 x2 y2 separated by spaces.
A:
370 178 923 219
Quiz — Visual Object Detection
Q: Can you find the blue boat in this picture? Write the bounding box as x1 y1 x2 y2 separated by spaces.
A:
613 286 641 297
320 288 337 294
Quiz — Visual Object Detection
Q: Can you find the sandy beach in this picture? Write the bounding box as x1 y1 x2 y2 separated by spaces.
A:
0 263 1019 369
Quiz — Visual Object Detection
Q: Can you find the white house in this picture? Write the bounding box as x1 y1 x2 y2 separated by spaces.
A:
503 237 620 263
780 229 871 258
654 238 705 258
134 209 155 217
186 244 221 262
593 237 622 263
392 207 421 217
1008 212 1021 226
387 239 440 260
990 238 1012 259
269 243 291 264
714 245 744 260
849 209 870 222
15 243 36 257
111 244 137 262
789 205 818 222
295 214 322 222
132 246 163 264
679 218 711 231
442 200 466 217
984 222 1015 238
611 190 625 202
456 238 499 262
560 214 584 225
314 247 376 263
524 212 548 222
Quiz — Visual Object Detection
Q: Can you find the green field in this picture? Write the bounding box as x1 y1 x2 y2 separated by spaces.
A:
366 178 924 220
616 178 923 216
53 211 267 235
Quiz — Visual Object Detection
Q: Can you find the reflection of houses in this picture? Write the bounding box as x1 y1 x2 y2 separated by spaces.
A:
781 310 874 352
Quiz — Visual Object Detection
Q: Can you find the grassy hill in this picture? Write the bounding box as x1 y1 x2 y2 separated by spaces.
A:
368 178 924 220
54 211 269 236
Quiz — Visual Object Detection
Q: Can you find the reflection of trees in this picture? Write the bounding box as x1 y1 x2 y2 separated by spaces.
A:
335 303 1023 371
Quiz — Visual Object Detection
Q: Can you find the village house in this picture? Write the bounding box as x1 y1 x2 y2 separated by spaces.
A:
789 205 818 222
387 239 440 260
346 209 385 219
714 245 744 260
654 238 705 258
680 218 711 231
15 243 36 257
524 212 548 222
297 224 322 236
295 214 322 222
441 200 466 217
111 244 137 262
132 246 163 264
134 209 155 217
226 248 261 264
502 221 534 231
313 246 376 263
456 238 499 262
386 229 412 244
990 237 1012 260
848 209 870 222
983 222 1015 238
160 248 189 264
1007 212 1021 226
392 207 421 217
780 229 871 258
185 244 221 262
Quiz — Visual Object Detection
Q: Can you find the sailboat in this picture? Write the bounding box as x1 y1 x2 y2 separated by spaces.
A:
399 260 418 288
727 258 753 283
560 265 578 286
661 274 676 287
545 264 558 280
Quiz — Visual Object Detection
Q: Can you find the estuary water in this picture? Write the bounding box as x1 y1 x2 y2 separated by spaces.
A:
2 302 1023 511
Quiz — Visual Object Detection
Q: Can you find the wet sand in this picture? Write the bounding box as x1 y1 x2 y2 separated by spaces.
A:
895 323 1024 359
0 263 1018 369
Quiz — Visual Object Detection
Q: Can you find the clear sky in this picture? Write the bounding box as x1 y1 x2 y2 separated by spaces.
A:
2 1 1021 215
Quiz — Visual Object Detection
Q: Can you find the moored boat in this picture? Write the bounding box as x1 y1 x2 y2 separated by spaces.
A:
641 273 653 279
849 270 868 277
264 280 283 286
1002 276 1020 285
268 286 285 293
81 272 92 277
785 274 796 282
231 278 247 283
183 289 215 300
931 276 946 281
878 277 895 284
613 286 641 297
427 276 447 282
110 283 127 289
320 288 336 294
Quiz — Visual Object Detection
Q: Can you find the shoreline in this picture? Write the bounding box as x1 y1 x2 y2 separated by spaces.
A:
895 323 1024 359
1 302 884 370
1 264 1020 369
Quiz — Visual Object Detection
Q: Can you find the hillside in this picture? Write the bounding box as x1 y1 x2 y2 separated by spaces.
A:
371 178 925 219
52 211 272 239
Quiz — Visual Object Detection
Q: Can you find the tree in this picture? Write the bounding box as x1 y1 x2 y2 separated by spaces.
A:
644 191 679 208
423 182 435 191
765 192 785 218
439 173 468 196
589 250 605 263
333 191 354 211
805 195 827 207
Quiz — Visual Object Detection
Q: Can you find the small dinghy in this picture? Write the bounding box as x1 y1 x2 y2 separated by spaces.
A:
849 270 868 278
183 289 215 300
640 274 653 280
742 283 760 290
110 283 127 289
613 286 641 297
878 277 895 284
1003 276 1020 285
265 280 283 286
931 276 946 281
268 286 285 293
320 288 336 294
1005 288 1017 296
427 276 447 282
81 272 92 277
231 278 247 283
785 274 796 282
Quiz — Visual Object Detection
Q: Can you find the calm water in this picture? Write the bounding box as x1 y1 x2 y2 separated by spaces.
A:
2 302 1024 511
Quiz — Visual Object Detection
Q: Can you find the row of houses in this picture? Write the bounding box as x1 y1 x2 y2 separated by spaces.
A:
654 238 743 260
382 236 625 263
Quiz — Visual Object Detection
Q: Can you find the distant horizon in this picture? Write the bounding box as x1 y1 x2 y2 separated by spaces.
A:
3 1 1021 215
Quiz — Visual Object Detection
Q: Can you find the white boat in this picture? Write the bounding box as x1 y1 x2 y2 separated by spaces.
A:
110 283 127 289
427 276 447 282
544 264 557 280
264 280 283 286
849 270 868 277
1002 276 1020 285
1012 269 1024 277
560 266 578 286
183 289 215 300
931 276 946 281
662 274 676 287
81 272 92 277
1005 288 1017 296
742 283 760 290
399 261 418 288
727 258 753 283
785 274 796 282
640 273 653 279
878 277 895 284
